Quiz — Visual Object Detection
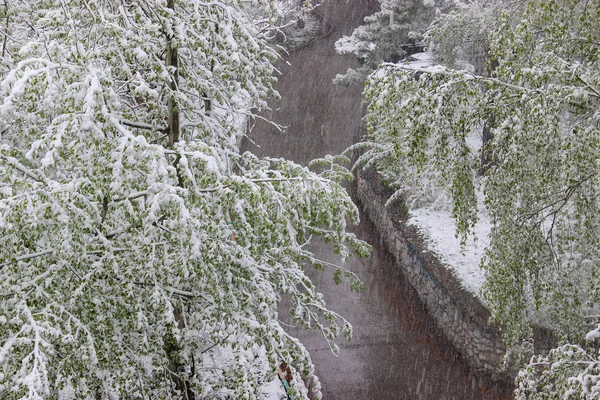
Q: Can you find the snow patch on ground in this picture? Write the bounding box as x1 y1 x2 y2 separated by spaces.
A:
408 204 490 298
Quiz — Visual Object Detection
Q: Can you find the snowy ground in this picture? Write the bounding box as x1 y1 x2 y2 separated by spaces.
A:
407 201 491 299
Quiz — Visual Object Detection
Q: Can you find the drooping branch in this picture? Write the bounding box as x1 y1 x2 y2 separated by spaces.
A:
517 173 598 226
0 154 46 183
384 63 543 95
194 176 323 193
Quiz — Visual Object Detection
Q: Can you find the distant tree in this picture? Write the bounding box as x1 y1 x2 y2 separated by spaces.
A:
333 0 452 87
424 0 505 75
424 0 509 174
355 0 600 396
0 1 368 399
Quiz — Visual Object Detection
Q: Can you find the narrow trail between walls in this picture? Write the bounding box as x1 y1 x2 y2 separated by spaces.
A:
243 1 514 398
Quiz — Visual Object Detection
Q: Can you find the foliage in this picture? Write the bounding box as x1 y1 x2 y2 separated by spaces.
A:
0 0 369 399
357 0 600 395
515 339 600 399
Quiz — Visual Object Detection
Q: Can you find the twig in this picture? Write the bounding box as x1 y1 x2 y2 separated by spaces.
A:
574 73 600 99
200 334 231 354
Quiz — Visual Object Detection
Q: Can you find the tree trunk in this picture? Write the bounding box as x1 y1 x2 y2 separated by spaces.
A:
166 0 180 148
480 113 495 175
164 4 192 399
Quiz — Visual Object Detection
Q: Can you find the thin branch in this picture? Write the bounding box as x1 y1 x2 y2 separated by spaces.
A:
153 222 175 235
517 173 597 225
120 118 167 132
574 73 600 99
306 256 360 282
384 63 542 94
0 249 54 270
195 177 316 193
111 190 149 202
0 155 45 183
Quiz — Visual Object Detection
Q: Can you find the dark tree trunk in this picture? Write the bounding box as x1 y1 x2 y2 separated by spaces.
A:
480 113 495 175
166 0 180 148
164 4 192 399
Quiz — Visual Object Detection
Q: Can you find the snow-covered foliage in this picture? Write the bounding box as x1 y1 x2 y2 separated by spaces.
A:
333 0 452 86
357 0 600 395
516 339 600 399
425 0 505 75
0 1 369 399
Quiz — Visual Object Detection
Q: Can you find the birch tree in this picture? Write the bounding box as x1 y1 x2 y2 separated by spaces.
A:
0 1 368 399
356 0 600 396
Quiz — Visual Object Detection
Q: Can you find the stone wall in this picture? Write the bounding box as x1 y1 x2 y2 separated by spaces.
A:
356 169 511 381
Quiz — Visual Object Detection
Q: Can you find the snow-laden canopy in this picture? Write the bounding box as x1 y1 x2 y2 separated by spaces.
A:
0 1 368 399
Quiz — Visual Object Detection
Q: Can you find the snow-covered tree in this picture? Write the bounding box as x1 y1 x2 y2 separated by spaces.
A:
355 0 600 396
0 1 369 399
424 0 505 75
333 0 451 86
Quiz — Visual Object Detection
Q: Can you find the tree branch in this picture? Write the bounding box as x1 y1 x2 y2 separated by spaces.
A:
0 249 54 270
574 73 600 99
119 118 167 132
0 155 46 183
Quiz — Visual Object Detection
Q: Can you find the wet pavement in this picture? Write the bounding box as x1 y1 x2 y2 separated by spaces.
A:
243 1 515 398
